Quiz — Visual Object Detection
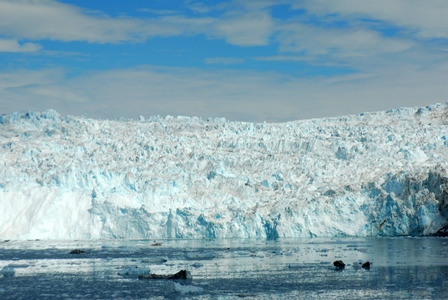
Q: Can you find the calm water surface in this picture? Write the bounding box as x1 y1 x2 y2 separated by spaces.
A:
0 237 447 299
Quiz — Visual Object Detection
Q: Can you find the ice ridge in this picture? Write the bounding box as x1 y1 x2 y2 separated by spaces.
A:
1 104 448 240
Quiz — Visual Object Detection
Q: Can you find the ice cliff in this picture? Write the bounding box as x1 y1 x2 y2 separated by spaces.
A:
1 104 448 240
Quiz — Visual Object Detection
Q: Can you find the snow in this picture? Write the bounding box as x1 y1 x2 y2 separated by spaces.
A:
1 104 448 240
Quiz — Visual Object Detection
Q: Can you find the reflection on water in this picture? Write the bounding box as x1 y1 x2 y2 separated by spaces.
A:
0 237 447 299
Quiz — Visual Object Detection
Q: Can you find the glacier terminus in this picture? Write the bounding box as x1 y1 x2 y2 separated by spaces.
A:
1 104 448 240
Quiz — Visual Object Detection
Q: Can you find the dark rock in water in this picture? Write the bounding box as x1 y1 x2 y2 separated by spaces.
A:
434 225 448 237
69 249 86 254
362 261 371 270
139 269 191 280
333 260 345 269
167 270 191 280
151 242 162 246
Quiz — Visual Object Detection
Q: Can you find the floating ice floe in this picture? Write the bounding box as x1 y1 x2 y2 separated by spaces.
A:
191 262 203 268
167 282 204 294
0 267 15 278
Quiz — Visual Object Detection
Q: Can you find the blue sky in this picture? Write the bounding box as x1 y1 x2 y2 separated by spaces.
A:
0 0 447 122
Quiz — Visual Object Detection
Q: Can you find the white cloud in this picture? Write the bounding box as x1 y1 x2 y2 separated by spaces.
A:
8 84 89 103
213 11 274 46
278 22 413 57
297 0 448 39
1 66 447 122
137 11 275 47
0 68 63 90
0 0 186 43
0 0 445 51
0 38 41 52
0 1 446 122
0 0 276 47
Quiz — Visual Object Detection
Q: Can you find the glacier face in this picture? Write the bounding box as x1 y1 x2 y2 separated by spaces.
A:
1 105 448 240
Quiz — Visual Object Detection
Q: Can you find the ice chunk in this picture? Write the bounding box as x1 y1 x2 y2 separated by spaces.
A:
0 267 15 278
191 262 203 268
166 282 204 294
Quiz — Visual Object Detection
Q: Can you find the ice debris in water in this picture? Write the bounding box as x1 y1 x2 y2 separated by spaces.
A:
0 267 15 278
141 258 167 264
139 270 192 280
1 104 448 240
69 249 86 254
185 252 215 260
191 262 204 268
118 266 151 277
353 260 373 270
166 282 204 294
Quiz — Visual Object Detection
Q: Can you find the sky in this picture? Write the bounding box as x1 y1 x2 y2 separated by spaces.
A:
0 0 447 122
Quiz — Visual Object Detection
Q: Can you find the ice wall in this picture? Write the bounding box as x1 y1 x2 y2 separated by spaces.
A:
1 104 448 240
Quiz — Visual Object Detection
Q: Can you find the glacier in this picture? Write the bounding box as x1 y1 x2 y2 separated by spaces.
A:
1 104 448 240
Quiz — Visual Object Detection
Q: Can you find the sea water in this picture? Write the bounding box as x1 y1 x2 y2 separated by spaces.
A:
0 237 447 299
